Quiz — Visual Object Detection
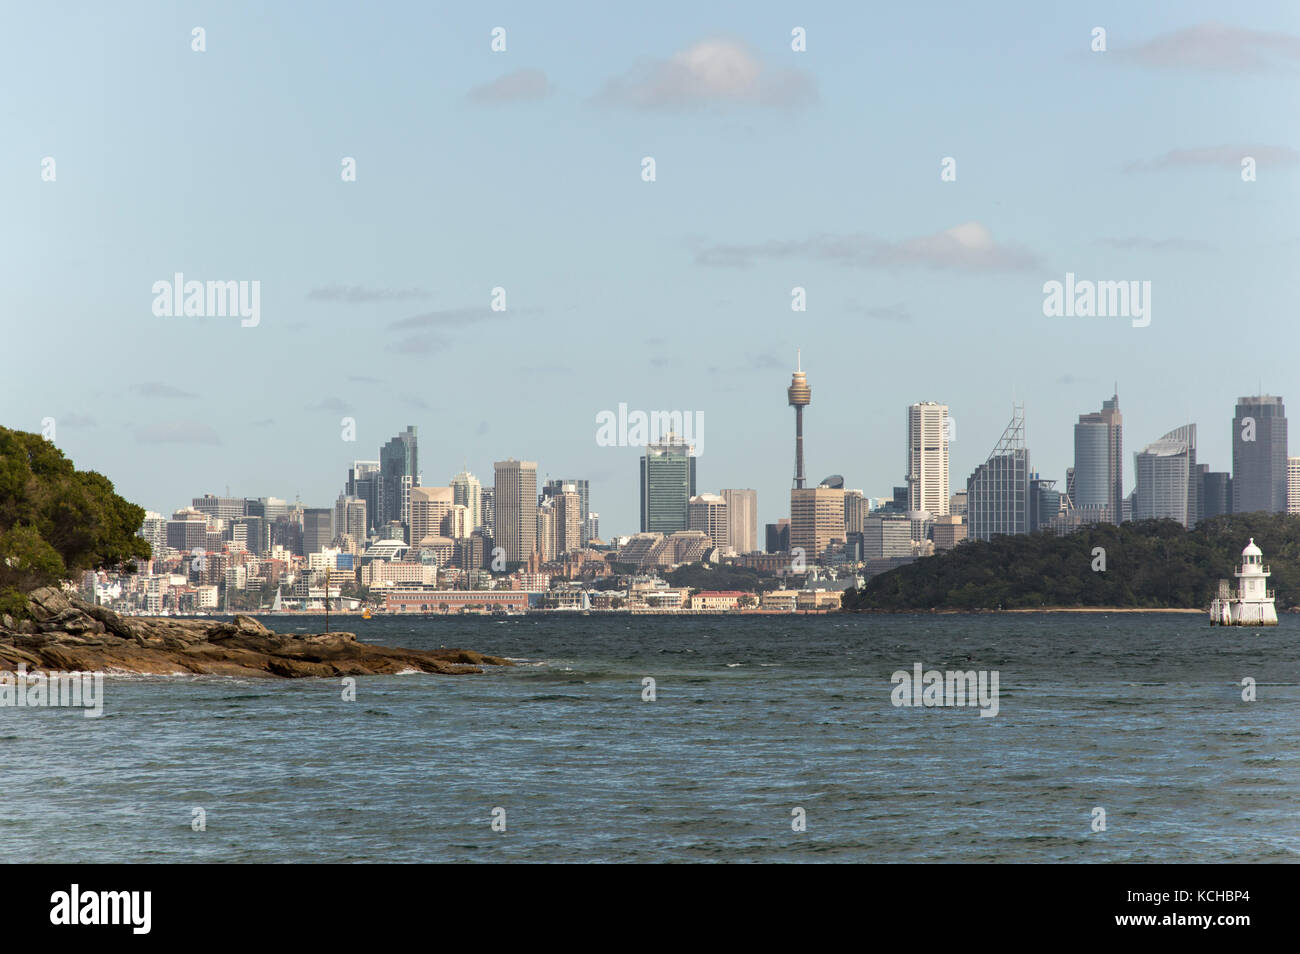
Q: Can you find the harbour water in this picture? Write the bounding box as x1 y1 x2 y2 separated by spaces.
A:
2 613 1296 863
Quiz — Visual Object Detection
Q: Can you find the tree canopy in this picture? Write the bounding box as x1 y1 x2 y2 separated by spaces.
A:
842 514 1300 612
0 426 150 610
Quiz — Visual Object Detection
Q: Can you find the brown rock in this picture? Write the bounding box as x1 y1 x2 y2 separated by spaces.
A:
0 591 512 678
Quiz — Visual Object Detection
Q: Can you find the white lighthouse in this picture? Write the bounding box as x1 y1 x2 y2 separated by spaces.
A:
1209 538 1279 626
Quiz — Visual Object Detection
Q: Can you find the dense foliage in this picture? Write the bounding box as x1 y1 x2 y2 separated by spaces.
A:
842 514 1300 611
0 426 150 612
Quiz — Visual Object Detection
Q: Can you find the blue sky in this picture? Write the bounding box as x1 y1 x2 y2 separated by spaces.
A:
3 1 1298 534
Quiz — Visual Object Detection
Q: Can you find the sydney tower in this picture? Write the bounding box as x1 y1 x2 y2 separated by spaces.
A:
787 350 811 489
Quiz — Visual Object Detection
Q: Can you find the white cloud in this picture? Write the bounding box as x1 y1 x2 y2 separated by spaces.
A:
697 223 1038 271
467 68 551 104
1125 145 1300 171
1117 22 1300 73
597 39 815 109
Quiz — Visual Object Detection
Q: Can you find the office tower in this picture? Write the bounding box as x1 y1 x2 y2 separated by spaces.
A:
444 504 471 540
721 488 758 554
543 478 591 545
347 461 381 534
842 489 867 537
967 406 1030 542
333 495 367 546
379 426 419 528
862 514 913 558
271 515 304 555
1028 475 1061 533
481 487 495 537
535 500 557 562
907 402 950 516
192 494 245 522
138 512 167 556
1233 395 1287 513
410 486 454 545
584 513 600 543
234 515 269 556
1072 393 1123 524
790 487 846 561
931 514 967 551
640 436 697 532
688 493 730 551
556 490 582 555
1197 466 1232 522
949 491 968 517
166 508 209 550
245 496 288 521
765 519 790 553
494 459 538 564
302 508 334 556
787 351 811 488
1289 457 1300 515
450 470 483 530
1133 425 1197 527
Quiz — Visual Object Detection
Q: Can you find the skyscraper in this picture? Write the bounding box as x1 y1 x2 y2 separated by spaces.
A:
640 436 696 532
688 493 730 551
1072 394 1122 524
379 426 419 529
967 406 1030 542
1233 395 1287 514
1288 457 1300 515
302 508 334 556
542 478 591 545
409 486 454 545
789 486 845 560
907 402 950 516
787 351 811 488
494 459 538 564
720 488 758 554
450 469 483 530
347 461 381 535
1134 424 1197 528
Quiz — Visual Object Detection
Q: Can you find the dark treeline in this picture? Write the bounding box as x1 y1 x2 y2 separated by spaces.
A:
0 426 150 616
842 514 1300 611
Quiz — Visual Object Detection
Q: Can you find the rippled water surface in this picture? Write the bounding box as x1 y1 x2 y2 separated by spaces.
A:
3 613 1297 862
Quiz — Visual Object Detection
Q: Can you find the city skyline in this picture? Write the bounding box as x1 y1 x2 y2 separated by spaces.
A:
6 3 1297 537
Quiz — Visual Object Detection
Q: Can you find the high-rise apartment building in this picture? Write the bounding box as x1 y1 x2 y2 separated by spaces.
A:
1288 457 1300 515
967 406 1030 542
640 436 696 532
1233 395 1287 514
1072 394 1123 524
907 402 950 516
720 488 758 554
494 459 538 564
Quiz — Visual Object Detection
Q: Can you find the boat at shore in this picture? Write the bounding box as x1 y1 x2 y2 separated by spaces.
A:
1209 538 1278 626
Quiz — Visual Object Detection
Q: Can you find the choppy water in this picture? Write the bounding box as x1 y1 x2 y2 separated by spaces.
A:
2 613 1297 863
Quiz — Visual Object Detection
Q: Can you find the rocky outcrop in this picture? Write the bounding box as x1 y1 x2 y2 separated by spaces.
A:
0 587 510 678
